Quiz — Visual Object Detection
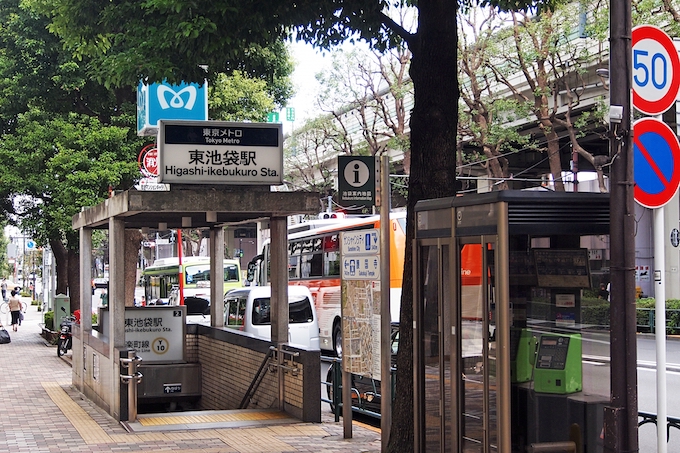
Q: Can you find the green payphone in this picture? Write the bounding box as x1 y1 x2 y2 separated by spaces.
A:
511 327 537 383
533 333 582 394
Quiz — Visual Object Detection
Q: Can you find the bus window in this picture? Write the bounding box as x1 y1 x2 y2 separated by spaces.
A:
301 238 322 254
323 234 340 277
225 296 247 327
324 251 340 276
144 258 242 304
225 264 239 282
290 241 302 256
289 256 300 279
301 253 323 278
185 265 210 284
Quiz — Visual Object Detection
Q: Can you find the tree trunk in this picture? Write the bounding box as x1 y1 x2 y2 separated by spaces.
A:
50 239 69 298
544 127 565 191
124 229 143 306
67 248 80 313
48 239 81 313
388 1 459 451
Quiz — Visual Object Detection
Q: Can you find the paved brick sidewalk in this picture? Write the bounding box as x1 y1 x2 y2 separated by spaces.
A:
0 300 382 453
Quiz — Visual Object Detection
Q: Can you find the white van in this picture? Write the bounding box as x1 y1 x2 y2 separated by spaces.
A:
223 286 320 351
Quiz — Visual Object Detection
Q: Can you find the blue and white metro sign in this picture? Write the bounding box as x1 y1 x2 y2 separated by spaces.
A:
137 80 208 136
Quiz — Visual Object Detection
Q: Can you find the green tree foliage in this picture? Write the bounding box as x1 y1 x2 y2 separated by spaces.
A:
30 0 295 102
0 108 143 303
0 0 145 302
25 1 547 450
0 0 129 131
209 71 277 122
0 0 291 303
457 7 536 191
0 220 10 277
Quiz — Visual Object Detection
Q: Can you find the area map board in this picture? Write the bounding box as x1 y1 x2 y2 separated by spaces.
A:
340 229 384 381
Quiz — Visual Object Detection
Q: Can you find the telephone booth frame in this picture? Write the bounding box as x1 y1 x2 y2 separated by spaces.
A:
414 191 611 453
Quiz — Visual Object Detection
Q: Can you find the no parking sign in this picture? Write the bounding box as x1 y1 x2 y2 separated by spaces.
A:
633 117 680 208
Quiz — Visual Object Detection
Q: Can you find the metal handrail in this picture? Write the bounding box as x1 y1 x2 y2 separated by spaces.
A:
239 346 275 409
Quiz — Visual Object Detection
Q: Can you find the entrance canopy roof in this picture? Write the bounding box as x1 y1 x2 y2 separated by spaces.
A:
72 187 321 230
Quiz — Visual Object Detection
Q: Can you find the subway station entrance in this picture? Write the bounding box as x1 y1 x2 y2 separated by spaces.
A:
72 186 321 424
414 191 612 453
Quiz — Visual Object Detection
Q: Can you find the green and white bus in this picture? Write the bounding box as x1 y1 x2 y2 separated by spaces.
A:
142 256 242 306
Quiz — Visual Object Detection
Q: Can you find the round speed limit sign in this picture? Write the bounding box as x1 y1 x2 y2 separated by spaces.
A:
632 25 680 115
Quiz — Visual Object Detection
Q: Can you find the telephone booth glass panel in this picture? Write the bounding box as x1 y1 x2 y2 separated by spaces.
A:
459 240 498 452
420 243 454 451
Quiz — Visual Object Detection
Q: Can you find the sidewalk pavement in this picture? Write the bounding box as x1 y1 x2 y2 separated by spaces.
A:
0 299 382 453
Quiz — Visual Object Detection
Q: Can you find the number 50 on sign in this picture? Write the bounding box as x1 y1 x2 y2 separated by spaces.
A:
632 25 680 116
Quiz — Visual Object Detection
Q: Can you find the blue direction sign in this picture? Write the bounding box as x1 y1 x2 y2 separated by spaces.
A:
341 229 379 255
634 117 680 208
342 257 380 280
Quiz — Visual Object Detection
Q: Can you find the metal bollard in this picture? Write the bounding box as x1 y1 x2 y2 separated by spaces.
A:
120 350 143 421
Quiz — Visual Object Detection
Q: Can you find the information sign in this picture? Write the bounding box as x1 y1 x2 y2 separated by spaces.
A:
338 156 376 212
632 25 680 115
633 117 680 208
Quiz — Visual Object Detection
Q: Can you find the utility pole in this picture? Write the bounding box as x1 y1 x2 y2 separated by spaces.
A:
605 0 639 451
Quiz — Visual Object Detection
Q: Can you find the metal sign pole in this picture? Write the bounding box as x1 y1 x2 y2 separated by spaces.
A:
379 154 392 450
654 206 668 453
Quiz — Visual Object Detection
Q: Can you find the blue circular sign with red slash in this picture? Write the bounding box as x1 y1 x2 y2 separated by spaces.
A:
634 117 680 208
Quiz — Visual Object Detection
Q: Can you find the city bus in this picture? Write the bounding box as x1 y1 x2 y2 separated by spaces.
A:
247 212 407 356
142 256 242 307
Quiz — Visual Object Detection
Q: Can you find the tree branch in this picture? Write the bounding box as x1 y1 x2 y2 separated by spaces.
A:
380 12 414 46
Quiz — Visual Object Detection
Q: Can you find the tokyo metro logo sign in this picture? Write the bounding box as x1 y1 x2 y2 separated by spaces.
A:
156 85 197 111
137 80 208 136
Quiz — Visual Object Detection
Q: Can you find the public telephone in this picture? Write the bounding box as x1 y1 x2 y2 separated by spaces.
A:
533 333 582 394
510 327 537 383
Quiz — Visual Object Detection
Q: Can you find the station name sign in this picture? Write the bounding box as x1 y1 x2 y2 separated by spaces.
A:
157 120 283 185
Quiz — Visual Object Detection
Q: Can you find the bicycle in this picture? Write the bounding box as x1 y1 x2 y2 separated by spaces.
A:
0 301 8 314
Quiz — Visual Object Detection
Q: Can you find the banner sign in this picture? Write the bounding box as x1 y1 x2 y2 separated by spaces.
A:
157 120 283 185
98 306 185 362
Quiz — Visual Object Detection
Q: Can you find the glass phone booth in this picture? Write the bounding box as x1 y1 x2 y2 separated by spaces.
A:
414 191 611 453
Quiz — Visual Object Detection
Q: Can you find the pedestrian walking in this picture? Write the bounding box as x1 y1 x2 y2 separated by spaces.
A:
1 278 7 301
8 290 23 331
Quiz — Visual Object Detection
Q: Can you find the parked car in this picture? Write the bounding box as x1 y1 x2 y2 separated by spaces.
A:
223 286 320 351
